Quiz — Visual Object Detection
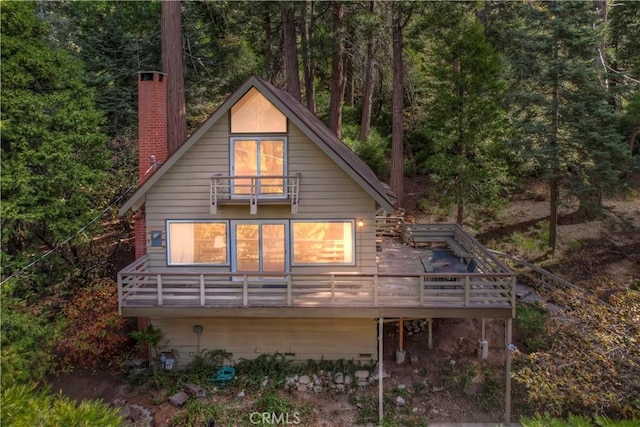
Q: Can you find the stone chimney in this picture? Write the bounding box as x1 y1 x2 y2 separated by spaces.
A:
135 71 167 258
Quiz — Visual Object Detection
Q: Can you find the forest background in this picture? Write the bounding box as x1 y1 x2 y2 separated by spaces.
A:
1 0 639 423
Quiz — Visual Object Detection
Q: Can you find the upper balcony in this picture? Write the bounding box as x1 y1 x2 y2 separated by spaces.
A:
118 219 515 319
210 174 301 214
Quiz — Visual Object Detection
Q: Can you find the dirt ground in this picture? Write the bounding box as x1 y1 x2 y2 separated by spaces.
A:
48 318 509 426
47 175 640 425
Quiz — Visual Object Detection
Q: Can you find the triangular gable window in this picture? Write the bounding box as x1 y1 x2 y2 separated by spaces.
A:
231 87 287 133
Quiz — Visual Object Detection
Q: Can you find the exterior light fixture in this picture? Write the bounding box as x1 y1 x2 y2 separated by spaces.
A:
357 220 364 227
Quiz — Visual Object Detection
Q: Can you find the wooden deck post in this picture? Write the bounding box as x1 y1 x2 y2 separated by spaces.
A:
157 274 163 305
378 317 384 424
464 275 470 306
243 275 248 307
428 318 433 350
398 318 404 352
373 275 378 306
330 274 336 305
117 274 123 315
505 318 513 424
200 275 205 306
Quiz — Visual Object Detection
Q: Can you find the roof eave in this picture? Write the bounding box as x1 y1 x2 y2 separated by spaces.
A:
118 76 263 216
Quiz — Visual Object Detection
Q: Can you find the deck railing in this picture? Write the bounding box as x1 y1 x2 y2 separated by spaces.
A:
375 217 511 275
210 174 301 214
118 257 515 314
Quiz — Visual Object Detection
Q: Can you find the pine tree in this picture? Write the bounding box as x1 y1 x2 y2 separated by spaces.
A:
491 1 627 255
417 3 509 225
1 2 109 289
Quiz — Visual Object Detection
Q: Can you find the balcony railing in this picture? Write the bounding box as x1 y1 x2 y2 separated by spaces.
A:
117 256 515 314
210 174 301 214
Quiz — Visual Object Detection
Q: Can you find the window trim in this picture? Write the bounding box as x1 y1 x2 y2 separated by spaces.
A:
290 220 356 267
230 136 288 198
166 220 230 266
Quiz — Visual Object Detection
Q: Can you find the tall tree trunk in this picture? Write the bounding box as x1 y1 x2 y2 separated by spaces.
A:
454 59 465 226
359 1 376 143
282 4 301 101
344 43 354 106
329 1 345 138
161 0 187 154
549 43 560 257
300 0 315 113
263 5 273 81
390 7 404 207
456 204 464 225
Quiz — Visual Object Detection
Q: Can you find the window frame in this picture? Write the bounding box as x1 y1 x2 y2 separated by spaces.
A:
166 220 230 266
290 220 356 267
230 220 290 276
229 136 288 198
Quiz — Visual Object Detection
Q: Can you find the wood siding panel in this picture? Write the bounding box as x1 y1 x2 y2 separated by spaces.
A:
150 317 377 366
142 119 379 273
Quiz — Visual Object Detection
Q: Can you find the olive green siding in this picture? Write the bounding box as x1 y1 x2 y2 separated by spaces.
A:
143 115 378 274
149 317 377 367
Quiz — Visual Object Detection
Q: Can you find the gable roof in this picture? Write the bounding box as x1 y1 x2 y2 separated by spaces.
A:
119 75 396 215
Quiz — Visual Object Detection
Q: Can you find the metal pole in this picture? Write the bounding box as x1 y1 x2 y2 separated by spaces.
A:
379 317 384 424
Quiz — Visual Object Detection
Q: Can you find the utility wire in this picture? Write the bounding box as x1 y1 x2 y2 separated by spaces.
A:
0 184 136 286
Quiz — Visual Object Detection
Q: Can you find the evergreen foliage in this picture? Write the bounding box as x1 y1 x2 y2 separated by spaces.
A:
0 290 60 388
486 1 629 251
412 2 509 224
1 1 109 292
1 383 124 427
1 2 638 422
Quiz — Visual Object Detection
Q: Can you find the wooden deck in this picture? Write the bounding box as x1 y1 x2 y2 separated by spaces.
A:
118 222 515 317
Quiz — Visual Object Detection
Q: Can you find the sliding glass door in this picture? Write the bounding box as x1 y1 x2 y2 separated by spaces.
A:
232 221 288 277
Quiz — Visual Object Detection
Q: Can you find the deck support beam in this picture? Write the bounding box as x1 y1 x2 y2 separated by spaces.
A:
505 318 513 425
427 318 433 349
378 317 384 424
478 318 488 359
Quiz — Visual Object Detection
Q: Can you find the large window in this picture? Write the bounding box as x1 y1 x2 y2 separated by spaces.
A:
232 221 287 274
292 221 354 265
230 87 286 133
167 221 228 265
231 138 285 195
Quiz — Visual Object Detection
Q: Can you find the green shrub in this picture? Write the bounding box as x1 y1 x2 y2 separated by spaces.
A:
516 303 549 352
130 324 165 358
474 364 503 412
170 398 222 427
521 414 640 427
0 292 60 388
344 129 390 179
1 383 123 427
57 278 127 371
253 390 298 414
234 353 295 389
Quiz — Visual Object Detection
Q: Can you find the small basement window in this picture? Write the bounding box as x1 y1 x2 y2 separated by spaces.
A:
167 221 228 265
